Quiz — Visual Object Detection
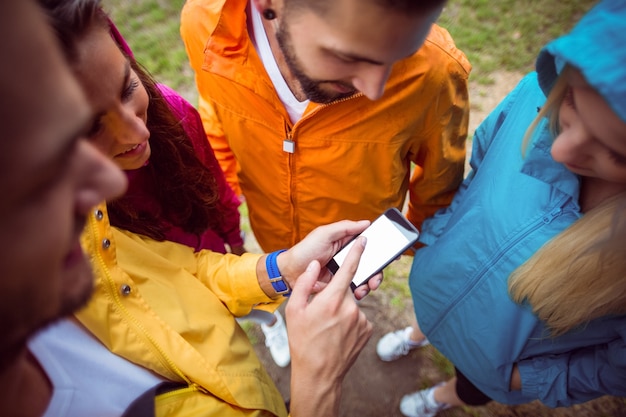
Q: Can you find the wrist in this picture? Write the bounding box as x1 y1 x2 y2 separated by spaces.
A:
266 249 291 297
290 366 342 417
276 249 298 289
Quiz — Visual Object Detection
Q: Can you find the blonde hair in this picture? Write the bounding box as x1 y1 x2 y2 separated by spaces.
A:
521 67 572 155
511 65 626 336
509 193 626 336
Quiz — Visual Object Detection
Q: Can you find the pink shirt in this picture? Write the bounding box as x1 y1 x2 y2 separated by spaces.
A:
122 84 243 253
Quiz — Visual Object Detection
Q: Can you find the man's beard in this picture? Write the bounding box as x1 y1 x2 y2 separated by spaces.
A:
0 265 93 372
275 24 357 104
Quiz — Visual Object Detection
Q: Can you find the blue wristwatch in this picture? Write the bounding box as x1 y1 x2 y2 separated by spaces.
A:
266 249 290 296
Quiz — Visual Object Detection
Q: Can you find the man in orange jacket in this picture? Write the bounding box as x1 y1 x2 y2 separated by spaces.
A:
181 0 470 367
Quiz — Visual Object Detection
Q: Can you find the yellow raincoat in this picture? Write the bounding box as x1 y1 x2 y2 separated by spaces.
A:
76 204 287 416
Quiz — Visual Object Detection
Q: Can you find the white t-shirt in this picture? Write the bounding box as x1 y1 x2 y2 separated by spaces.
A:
249 1 309 124
28 319 165 417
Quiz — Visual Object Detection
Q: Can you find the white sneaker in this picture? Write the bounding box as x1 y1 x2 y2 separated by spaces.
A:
376 326 430 361
400 383 451 417
261 311 290 367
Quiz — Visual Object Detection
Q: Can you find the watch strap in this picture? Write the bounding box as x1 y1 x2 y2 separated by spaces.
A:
266 249 290 296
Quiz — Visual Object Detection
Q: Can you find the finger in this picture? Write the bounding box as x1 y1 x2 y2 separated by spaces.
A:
287 260 321 309
353 271 384 299
311 280 329 294
368 272 384 291
327 236 367 294
354 286 370 300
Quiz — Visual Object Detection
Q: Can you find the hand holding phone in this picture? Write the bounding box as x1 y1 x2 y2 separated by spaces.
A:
326 208 419 291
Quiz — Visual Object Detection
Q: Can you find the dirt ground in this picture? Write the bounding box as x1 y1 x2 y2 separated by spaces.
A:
243 71 626 417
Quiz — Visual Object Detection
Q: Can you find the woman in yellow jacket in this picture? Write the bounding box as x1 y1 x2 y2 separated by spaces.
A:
29 1 380 416
71 203 375 417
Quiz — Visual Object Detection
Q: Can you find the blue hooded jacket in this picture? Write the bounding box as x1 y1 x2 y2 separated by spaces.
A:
410 0 626 407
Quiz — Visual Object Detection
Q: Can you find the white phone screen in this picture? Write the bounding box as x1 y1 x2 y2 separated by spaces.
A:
333 214 413 287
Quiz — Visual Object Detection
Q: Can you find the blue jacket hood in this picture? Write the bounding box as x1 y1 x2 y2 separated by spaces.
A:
536 0 626 123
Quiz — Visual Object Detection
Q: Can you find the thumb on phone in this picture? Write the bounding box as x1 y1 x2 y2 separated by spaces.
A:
326 236 367 298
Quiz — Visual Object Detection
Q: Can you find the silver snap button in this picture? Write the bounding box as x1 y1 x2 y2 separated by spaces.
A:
102 238 111 249
94 209 104 221
120 284 131 296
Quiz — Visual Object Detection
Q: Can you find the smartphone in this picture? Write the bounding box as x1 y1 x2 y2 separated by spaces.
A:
326 208 419 291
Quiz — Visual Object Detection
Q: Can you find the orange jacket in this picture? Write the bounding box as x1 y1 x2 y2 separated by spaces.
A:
181 0 471 252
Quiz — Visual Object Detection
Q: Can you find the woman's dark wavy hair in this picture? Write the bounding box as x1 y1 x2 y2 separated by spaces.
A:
38 0 224 240
109 59 224 240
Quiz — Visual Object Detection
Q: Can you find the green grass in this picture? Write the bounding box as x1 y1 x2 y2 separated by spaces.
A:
238 320 258 344
428 347 456 378
381 256 413 309
106 0 190 92
439 0 597 83
238 202 252 235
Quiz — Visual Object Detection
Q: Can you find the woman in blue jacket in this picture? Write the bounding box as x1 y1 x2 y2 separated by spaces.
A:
399 1 626 416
